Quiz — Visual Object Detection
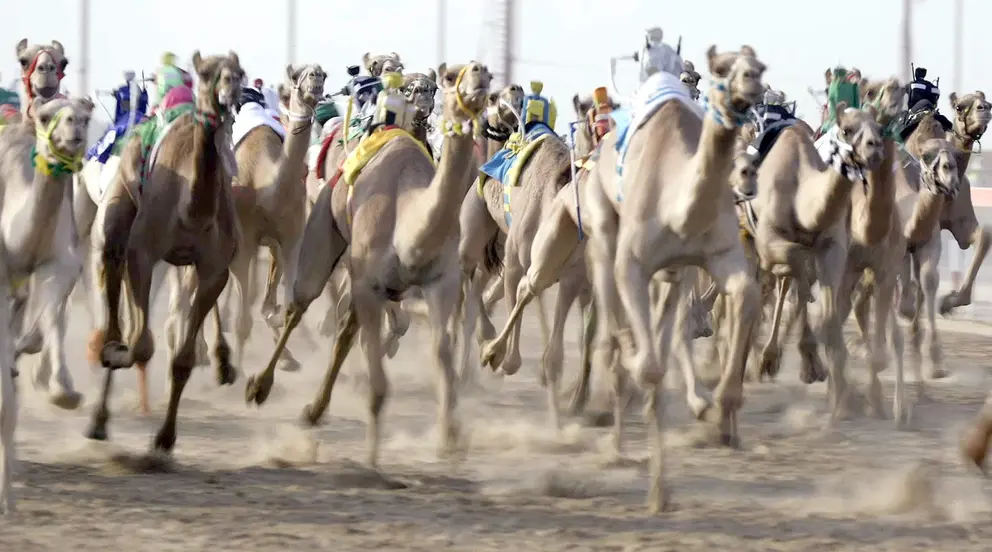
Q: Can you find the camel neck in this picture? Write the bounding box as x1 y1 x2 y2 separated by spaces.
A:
673 112 738 235
269 107 313 210
948 131 975 179
794 146 858 234
393 119 477 264
5 161 71 268
904 187 947 247
188 117 224 221
850 138 897 246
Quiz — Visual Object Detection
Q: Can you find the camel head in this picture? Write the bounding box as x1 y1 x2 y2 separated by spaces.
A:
679 60 702 100
16 38 67 100
705 45 766 127
436 61 492 127
948 91 991 142
191 50 245 118
730 151 758 199
835 102 884 171
280 63 327 112
403 71 439 120
362 52 403 77
861 77 906 125
30 96 93 172
919 138 960 198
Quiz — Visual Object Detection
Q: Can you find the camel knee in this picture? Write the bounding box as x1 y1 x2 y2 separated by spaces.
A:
921 267 939 294
86 329 105 364
725 276 760 324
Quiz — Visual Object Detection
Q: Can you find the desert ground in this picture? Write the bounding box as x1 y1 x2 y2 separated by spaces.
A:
2 276 992 552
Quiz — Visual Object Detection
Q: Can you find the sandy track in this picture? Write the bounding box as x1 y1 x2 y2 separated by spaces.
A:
3 285 992 551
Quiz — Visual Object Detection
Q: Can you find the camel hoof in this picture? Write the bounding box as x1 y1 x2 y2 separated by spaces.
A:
216 363 237 386
961 424 990 474
720 433 742 449
277 357 301 373
688 397 712 421
300 404 323 427
245 373 275 405
152 432 176 455
85 424 108 442
50 389 83 410
929 367 951 380
939 291 966 316
479 339 505 371
383 335 401 359
265 312 285 331
101 341 130 369
759 351 781 381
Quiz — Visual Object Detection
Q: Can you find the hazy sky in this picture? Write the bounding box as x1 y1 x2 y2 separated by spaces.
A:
4 0 989 130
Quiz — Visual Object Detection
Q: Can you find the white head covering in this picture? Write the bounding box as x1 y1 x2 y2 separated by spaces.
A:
638 27 684 84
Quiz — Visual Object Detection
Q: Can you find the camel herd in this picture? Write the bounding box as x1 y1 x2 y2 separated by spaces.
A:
0 33 991 517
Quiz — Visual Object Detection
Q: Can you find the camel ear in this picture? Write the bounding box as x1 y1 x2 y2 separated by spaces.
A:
426 68 437 82
824 68 833 85
978 91 987 102
390 52 401 62
949 91 959 108
191 51 204 74
75 95 95 114
863 103 878 121
51 40 64 55
438 63 453 88
16 38 27 58
573 94 583 117
228 51 240 68
739 45 756 58
285 64 297 82
278 83 289 103
487 91 499 106
707 46 734 79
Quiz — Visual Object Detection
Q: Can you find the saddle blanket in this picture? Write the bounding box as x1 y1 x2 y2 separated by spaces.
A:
338 126 433 187
478 123 555 188
310 119 343 179
614 71 701 175
232 102 285 149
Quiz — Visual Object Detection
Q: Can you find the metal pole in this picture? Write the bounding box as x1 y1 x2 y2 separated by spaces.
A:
436 0 447 66
504 0 514 87
79 0 90 96
953 0 963 92
287 0 297 67
900 0 912 83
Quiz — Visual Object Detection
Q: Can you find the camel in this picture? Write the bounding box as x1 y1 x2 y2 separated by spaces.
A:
228 63 326 374
478 46 766 512
457 80 593 427
0 94 95 408
245 61 491 466
85 51 244 453
362 52 403 77
12 39 67 120
961 393 992 473
0 96 94 514
752 100 884 419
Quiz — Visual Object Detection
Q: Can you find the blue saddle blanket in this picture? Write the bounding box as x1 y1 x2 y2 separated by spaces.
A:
479 123 554 183
86 118 144 164
614 72 701 176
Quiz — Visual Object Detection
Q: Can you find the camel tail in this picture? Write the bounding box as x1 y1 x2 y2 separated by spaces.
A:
481 233 504 275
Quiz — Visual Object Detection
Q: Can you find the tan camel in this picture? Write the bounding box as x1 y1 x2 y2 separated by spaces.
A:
245 61 491 466
0 96 94 514
892 91 989 380
479 47 766 512
12 39 67 119
228 63 326 374
753 102 884 419
934 91 991 317
458 83 591 427
961 393 992 472
85 51 244 453
362 52 403 77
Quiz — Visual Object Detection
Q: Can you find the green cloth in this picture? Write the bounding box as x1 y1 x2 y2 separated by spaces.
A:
156 64 189 101
0 87 19 109
820 68 861 133
315 102 339 125
114 103 195 183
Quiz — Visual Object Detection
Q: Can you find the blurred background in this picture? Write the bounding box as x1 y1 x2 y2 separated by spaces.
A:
4 0 991 311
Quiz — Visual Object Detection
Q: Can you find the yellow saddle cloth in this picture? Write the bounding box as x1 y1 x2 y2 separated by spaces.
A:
341 126 434 186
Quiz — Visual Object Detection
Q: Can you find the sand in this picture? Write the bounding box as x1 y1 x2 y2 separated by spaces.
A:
2 284 992 552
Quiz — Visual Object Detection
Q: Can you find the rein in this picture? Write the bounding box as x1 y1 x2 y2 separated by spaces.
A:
31 107 82 177
22 48 65 102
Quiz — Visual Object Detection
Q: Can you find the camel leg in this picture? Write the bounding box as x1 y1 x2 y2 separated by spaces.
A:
381 301 409 359
246 186 347 405
87 187 137 440
898 253 917 319
269 243 306 371
0 270 15 515
482 274 503 313
815 242 852 421
566 292 596 415
758 276 791 382
847 278 874 359
422 269 462 455
941 225 991 315
918 241 948 379
318 267 346 337
33 254 84 410
541 270 582 430
888 300 908 427
152 265 231 453
961 392 992 472
455 270 483 386
480 184 581 370
492 244 526 376
301 307 359 426
867 273 898 420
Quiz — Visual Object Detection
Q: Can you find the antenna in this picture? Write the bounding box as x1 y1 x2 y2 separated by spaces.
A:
676 36 682 56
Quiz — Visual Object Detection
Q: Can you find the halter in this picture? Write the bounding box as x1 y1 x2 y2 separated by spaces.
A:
826 120 867 186
195 63 239 130
950 99 989 154
31 107 82 177
21 48 65 102
439 64 483 137
281 66 319 134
